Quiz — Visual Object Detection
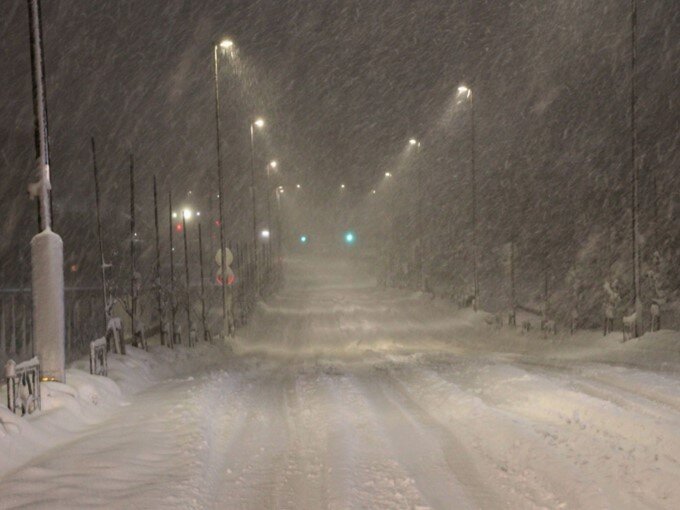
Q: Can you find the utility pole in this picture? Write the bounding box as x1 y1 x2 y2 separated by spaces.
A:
27 0 65 382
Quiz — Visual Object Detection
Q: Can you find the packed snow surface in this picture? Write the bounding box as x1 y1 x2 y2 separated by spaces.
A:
2 256 680 509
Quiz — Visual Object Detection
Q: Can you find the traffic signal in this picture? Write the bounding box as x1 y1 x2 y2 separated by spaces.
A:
344 231 355 244
300 235 308 244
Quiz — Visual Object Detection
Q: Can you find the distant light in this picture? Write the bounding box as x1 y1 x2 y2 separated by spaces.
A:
196 211 201 217
457 85 471 98
219 39 234 49
278 186 285 193
254 118 265 128
409 138 418 145
344 231 355 244
182 208 193 220
300 235 308 244
385 172 392 178
260 229 270 239
269 160 277 168
371 189 376 194
340 184 346 189
188 190 192 195
70 264 78 273
296 184 301 189
172 212 178 218
176 223 183 232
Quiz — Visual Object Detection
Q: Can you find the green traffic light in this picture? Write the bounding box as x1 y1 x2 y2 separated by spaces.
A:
300 235 308 244
344 231 355 244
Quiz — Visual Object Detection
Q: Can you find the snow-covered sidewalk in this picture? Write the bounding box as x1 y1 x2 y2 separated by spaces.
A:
2 256 680 509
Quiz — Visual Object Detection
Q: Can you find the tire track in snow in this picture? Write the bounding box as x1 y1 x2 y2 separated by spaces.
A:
422 357 678 508
352 366 503 510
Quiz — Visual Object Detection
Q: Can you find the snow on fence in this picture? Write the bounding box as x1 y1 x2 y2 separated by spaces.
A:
89 337 107 377
5 356 41 416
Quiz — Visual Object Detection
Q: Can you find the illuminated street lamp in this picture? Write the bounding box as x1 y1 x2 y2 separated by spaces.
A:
340 183 346 189
457 83 479 311
296 184 301 189
408 138 425 291
212 36 236 334
265 160 278 256
384 172 392 178
249 116 266 294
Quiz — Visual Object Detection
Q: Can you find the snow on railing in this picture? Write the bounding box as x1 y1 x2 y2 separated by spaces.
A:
5 356 41 416
89 337 107 377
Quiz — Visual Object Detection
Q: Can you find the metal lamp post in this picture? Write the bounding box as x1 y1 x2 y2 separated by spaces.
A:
409 138 425 291
27 0 65 382
212 38 234 338
458 85 479 312
629 0 643 338
249 117 265 295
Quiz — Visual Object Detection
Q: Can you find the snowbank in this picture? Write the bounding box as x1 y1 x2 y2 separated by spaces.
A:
0 343 230 476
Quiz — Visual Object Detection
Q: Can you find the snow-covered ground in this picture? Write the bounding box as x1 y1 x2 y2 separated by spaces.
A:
2 256 680 509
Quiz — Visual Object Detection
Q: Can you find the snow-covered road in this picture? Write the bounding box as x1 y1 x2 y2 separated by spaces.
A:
2 256 680 509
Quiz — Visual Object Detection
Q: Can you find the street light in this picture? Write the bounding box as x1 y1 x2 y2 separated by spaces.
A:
213 36 236 335
384 172 392 178
408 137 425 291
340 183 346 189
265 160 278 258
296 184 301 189
457 83 479 311
249 116 266 295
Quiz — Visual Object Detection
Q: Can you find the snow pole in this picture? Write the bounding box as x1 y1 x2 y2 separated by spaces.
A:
181 215 193 347
168 191 177 346
153 176 166 347
27 0 65 382
198 223 209 342
90 138 109 336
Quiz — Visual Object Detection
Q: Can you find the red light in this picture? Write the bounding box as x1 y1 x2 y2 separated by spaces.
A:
214 220 221 227
216 273 236 286
176 223 183 232
70 264 78 272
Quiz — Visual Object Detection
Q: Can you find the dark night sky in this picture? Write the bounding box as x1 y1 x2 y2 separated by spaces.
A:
1 1 678 286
